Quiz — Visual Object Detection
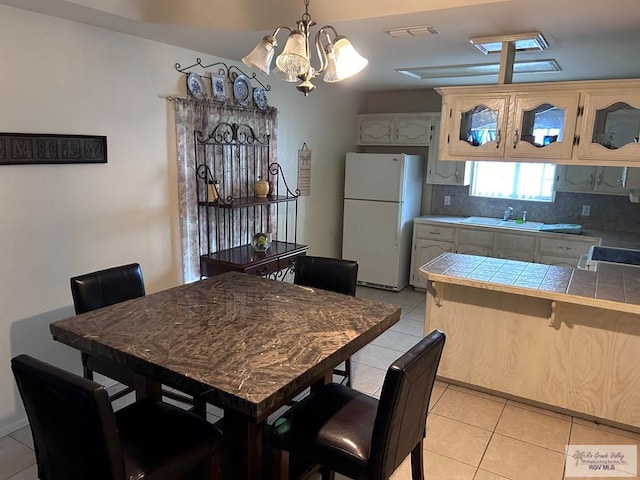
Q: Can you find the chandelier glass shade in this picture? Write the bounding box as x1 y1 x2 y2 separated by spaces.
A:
242 0 368 96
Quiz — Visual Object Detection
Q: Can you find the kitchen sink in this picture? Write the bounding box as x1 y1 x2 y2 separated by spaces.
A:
584 245 640 270
461 216 544 230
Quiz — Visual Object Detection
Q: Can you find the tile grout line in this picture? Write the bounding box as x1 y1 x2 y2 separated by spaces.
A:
474 400 507 476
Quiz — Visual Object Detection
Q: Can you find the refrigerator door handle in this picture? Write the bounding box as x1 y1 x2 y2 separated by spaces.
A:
395 211 401 247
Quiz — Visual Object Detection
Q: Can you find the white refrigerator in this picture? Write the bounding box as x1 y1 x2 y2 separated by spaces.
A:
342 152 423 291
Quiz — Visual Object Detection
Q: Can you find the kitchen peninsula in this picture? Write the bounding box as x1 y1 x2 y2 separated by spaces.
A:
420 253 640 429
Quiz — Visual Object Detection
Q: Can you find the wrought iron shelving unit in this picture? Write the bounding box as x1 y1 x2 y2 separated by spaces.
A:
195 122 307 279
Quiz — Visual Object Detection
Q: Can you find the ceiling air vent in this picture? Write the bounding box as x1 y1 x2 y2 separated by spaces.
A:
385 25 439 38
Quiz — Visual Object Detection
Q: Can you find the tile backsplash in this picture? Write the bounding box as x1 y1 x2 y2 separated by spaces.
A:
430 185 640 234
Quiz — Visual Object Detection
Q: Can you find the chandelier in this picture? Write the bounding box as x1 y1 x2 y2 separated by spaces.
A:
242 0 368 96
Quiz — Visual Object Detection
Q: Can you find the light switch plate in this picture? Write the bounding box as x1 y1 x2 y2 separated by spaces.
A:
444 195 451 206
581 205 591 216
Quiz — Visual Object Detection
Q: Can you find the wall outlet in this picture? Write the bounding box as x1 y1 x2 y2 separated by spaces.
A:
581 205 591 216
444 195 451 206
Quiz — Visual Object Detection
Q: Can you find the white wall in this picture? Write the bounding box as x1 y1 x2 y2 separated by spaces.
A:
0 5 361 433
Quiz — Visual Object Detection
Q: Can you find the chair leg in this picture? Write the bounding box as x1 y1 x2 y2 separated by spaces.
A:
320 466 335 480
344 358 351 387
333 358 351 386
410 440 424 480
81 353 93 380
272 447 289 480
203 449 222 480
191 396 207 418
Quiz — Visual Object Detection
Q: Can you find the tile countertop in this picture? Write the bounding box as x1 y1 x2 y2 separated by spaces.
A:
419 253 640 315
414 215 640 248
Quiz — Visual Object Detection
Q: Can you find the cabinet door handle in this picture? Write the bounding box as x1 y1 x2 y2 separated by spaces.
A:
596 174 602 185
496 129 501 149
428 231 441 235
558 246 571 251
513 128 519 148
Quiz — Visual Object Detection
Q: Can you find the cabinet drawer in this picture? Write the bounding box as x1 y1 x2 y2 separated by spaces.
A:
495 250 535 262
536 254 582 267
495 232 536 251
414 223 456 241
457 228 495 248
537 236 599 257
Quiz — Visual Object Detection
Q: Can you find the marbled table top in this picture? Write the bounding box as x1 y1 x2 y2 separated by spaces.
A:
420 253 640 315
50 271 401 419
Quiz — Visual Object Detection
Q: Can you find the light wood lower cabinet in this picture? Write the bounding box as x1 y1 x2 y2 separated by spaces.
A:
410 219 601 287
410 239 454 289
456 227 494 256
425 283 640 428
410 223 455 289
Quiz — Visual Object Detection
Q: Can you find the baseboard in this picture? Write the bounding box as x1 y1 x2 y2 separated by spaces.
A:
0 416 29 438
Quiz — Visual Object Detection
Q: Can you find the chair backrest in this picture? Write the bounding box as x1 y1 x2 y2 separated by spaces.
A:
70 263 145 314
370 330 446 479
11 355 126 480
294 256 358 297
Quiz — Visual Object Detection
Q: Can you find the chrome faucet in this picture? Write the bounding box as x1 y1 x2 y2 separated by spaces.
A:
522 210 528 222
503 206 513 221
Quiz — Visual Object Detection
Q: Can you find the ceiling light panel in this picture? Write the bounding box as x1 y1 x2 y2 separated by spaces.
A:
469 32 548 54
396 59 561 79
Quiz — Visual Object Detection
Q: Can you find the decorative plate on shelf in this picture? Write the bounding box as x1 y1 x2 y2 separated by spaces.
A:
233 74 251 106
253 88 268 110
186 73 206 99
210 73 227 101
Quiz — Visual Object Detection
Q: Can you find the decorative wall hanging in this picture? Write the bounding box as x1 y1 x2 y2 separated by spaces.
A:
0 133 107 165
297 143 311 196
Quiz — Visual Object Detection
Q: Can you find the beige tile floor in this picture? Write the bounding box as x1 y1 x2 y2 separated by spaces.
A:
3 285 640 480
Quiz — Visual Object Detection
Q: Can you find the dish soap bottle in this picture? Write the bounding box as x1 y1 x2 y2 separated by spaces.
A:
254 176 269 198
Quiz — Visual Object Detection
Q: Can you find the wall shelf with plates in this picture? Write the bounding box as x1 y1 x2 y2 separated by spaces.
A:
175 58 272 109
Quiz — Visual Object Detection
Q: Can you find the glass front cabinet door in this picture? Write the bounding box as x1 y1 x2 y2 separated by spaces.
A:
509 93 580 160
578 93 640 162
448 95 509 157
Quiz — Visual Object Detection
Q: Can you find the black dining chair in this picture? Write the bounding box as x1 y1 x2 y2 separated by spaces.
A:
70 263 205 415
11 354 222 480
294 255 358 386
270 329 446 480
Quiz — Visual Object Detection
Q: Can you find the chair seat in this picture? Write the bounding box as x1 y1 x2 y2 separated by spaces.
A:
117 400 222 480
271 384 378 479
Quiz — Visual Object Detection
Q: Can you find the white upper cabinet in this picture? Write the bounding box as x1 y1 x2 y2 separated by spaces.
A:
437 79 640 166
445 94 509 158
443 91 579 161
556 165 633 195
426 119 471 185
509 93 580 160
577 92 640 162
357 113 436 146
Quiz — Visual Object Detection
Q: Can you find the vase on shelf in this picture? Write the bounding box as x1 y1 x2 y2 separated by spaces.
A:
254 176 269 198
251 232 272 252
207 180 219 202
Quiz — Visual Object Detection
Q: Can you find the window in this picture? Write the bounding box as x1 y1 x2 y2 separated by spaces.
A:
469 161 556 202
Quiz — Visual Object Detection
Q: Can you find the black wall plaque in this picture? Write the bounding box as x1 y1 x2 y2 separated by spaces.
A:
0 133 107 165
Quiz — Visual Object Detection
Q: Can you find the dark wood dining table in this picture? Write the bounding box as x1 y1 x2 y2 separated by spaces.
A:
50 271 401 480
